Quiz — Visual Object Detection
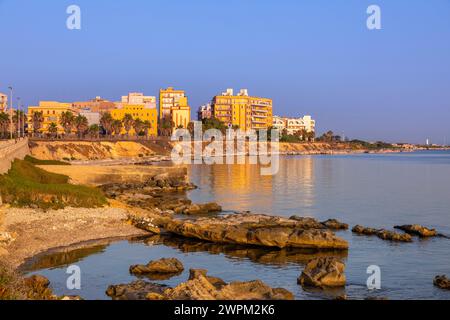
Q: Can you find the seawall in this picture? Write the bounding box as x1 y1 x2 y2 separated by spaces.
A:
0 138 30 174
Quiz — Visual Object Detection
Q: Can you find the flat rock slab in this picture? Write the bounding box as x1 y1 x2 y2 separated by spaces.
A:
160 214 349 250
130 258 184 275
352 225 412 242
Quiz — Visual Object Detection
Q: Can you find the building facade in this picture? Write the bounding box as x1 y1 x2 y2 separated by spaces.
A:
197 103 213 121
159 87 190 128
121 93 156 107
211 88 273 131
111 104 158 136
0 93 7 112
27 101 79 134
272 115 316 135
72 96 116 113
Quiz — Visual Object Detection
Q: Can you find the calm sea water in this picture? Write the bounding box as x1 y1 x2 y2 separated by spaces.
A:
26 151 450 300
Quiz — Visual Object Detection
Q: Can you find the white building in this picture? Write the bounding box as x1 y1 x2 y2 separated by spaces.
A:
121 92 156 108
79 109 101 126
0 93 7 112
273 115 316 135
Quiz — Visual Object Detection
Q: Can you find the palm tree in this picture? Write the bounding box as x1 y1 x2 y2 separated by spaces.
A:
143 120 152 137
32 111 44 137
100 112 114 137
123 114 135 137
60 111 75 135
48 122 58 138
112 119 123 137
88 124 100 139
74 115 89 139
133 118 144 138
12 110 25 136
0 112 10 138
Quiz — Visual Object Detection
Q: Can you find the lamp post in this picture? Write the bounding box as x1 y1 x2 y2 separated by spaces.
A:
8 86 13 139
17 97 21 138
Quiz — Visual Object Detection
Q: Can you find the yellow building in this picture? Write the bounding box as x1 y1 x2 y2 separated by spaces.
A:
212 88 273 131
159 87 191 128
27 101 78 134
111 104 158 136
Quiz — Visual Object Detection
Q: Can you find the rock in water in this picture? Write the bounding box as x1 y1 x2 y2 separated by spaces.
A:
107 269 294 300
321 219 349 230
106 281 169 300
162 214 349 250
352 225 412 242
130 258 184 275
298 257 346 288
394 224 437 237
163 269 294 300
352 225 379 235
376 230 412 242
433 275 450 290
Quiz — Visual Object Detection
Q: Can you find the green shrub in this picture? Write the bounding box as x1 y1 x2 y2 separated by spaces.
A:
0 159 107 210
24 155 70 166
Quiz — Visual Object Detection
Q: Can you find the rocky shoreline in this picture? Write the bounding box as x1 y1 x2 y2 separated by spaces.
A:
2 158 450 300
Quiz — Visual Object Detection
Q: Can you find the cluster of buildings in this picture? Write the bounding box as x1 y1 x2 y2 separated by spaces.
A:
1 87 315 137
25 87 191 135
197 88 315 134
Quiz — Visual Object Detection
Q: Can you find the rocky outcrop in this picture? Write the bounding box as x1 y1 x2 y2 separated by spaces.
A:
394 225 437 237
352 225 412 242
289 216 348 230
106 281 169 300
130 258 184 275
0 232 15 245
298 257 346 288
175 203 222 215
107 269 294 300
161 214 349 250
433 275 450 290
321 219 349 230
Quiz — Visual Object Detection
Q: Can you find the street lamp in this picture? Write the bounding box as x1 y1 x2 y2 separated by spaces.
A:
8 86 13 139
17 97 21 138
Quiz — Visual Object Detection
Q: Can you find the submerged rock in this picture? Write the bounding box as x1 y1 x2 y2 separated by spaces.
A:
352 225 412 242
130 258 184 275
298 257 346 288
394 225 437 237
433 275 450 290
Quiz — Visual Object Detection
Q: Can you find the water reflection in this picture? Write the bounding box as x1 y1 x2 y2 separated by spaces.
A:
134 234 348 267
188 156 316 215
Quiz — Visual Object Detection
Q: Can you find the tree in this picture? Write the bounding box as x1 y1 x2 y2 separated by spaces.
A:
12 110 25 136
123 114 135 137
100 112 114 137
60 111 75 135
159 119 174 137
48 122 58 138
133 118 144 137
88 124 100 139
74 115 89 139
0 112 10 138
32 111 44 137
143 120 152 137
112 119 123 137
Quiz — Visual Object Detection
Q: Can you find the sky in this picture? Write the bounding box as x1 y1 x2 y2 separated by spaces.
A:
0 0 449 144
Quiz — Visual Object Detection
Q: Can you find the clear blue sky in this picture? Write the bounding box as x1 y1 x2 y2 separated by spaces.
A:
1 0 449 144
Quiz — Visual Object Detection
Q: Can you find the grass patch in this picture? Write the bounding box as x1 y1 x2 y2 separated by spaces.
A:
24 155 70 166
0 159 107 210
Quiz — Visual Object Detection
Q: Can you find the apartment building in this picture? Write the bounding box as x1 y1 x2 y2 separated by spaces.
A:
211 88 273 131
72 96 116 113
27 101 79 134
159 87 190 128
0 93 7 112
111 104 158 136
272 115 316 135
197 103 213 121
